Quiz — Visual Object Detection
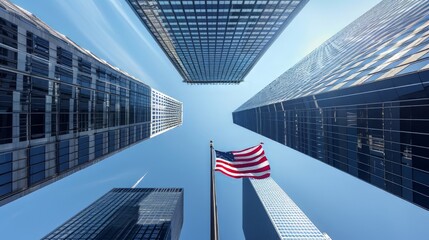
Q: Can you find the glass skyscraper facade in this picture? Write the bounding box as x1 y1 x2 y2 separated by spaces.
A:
126 0 308 84
234 0 429 210
243 178 330 240
0 1 182 206
43 188 184 240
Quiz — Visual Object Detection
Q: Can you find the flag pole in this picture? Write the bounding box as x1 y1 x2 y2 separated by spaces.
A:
210 140 219 240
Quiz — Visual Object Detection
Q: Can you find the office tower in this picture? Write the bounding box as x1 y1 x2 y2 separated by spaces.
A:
0 1 183 206
233 0 429 209
43 188 184 240
150 89 183 138
243 177 330 240
126 0 308 84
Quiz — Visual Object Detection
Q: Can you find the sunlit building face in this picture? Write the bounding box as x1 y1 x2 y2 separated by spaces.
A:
0 1 182 207
234 0 429 210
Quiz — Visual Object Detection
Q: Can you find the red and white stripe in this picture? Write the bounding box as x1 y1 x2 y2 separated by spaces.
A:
215 144 270 179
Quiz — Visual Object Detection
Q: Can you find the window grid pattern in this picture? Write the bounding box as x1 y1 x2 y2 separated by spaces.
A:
127 0 308 84
237 0 429 111
245 178 329 240
234 0 429 210
151 89 183 137
0 1 181 206
43 188 184 240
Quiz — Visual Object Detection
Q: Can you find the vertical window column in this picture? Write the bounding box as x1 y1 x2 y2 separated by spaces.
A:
78 136 89 164
0 71 15 143
0 153 12 197
57 140 70 173
28 146 45 186
0 18 17 143
54 47 73 136
29 77 48 139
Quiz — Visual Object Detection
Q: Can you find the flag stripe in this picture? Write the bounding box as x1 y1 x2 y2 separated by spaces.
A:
215 160 270 172
215 168 270 179
233 149 265 161
216 156 267 168
232 145 262 157
215 165 270 174
231 145 260 155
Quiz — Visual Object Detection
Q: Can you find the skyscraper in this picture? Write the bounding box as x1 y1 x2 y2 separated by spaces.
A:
43 188 184 240
233 0 429 210
126 0 308 84
150 89 183 138
0 1 182 206
243 177 330 240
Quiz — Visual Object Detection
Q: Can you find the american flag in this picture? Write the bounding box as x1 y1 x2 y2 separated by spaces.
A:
214 144 270 179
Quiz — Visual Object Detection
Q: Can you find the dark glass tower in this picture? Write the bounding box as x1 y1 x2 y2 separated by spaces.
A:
43 188 184 240
0 1 182 206
243 178 329 240
126 0 308 84
234 0 429 210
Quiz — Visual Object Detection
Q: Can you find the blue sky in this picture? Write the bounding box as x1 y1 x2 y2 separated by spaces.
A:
1 0 429 239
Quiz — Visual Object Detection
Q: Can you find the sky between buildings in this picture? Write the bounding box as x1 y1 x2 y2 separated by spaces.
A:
0 0 429 239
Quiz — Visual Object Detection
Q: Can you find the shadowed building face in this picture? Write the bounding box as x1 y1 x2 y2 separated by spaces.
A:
126 0 308 84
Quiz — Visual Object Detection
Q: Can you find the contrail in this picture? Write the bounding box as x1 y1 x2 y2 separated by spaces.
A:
131 172 148 189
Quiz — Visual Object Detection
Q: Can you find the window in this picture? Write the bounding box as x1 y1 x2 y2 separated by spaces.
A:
78 136 90 164
29 146 45 185
30 77 48 139
95 133 104 158
57 47 72 67
0 152 12 196
58 140 69 173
